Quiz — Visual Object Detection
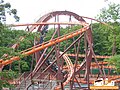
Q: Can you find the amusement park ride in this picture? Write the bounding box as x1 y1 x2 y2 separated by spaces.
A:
0 11 120 90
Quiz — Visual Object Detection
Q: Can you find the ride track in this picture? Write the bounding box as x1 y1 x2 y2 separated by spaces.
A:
0 11 118 90
0 22 89 66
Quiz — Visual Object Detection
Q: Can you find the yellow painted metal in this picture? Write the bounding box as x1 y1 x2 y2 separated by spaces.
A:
90 86 119 90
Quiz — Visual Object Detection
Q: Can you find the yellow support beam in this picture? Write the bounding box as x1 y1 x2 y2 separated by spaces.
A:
90 86 119 90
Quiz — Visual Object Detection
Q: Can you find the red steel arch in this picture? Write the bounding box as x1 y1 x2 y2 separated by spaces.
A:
29 11 86 32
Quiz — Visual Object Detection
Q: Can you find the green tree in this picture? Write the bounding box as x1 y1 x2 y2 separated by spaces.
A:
92 23 112 55
0 70 17 89
96 3 120 73
105 55 120 74
0 0 19 23
0 23 39 72
0 24 39 88
96 2 120 55
97 3 120 22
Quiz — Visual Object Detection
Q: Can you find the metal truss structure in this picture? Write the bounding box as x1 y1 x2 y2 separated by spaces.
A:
0 11 119 90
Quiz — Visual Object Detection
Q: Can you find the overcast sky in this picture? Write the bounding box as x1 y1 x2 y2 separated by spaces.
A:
5 0 120 24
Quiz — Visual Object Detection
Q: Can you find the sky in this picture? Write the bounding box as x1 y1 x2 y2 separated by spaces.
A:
5 0 120 25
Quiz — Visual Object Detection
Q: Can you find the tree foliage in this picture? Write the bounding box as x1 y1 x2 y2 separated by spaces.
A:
0 70 17 89
0 24 39 73
96 2 120 55
0 28 40 89
97 2 120 22
96 2 120 73
105 55 120 73
0 0 20 23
